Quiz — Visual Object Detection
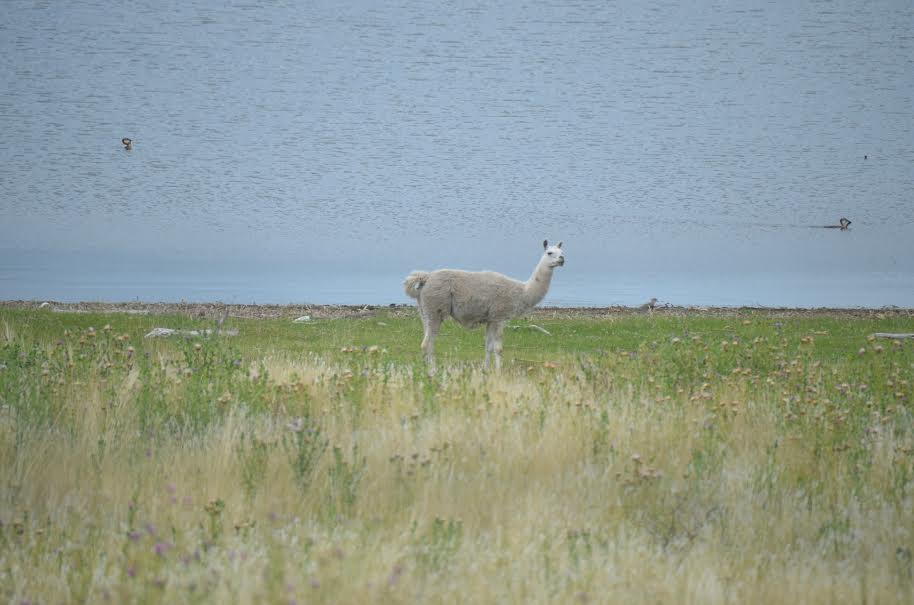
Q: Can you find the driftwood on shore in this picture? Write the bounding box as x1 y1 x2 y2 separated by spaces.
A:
49 306 150 315
509 324 552 336
144 327 238 338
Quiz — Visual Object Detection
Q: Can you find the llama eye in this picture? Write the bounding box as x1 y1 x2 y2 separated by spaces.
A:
547 251 554 255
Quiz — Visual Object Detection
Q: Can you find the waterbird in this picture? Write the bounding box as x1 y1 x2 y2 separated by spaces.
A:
122 138 132 151
819 218 851 230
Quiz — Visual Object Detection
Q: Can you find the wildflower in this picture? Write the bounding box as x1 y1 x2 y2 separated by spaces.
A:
287 417 305 433
204 498 225 516
154 542 171 556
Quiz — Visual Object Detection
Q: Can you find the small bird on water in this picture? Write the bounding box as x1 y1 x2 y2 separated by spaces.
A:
122 137 132 151
820 218 851 230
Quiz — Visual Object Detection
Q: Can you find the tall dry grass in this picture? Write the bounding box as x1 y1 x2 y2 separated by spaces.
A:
1 316 913 603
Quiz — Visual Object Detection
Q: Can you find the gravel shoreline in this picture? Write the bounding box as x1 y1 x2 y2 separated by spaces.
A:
2 300 912 320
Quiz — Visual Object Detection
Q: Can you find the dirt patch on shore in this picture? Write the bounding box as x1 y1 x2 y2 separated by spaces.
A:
2 300 912 320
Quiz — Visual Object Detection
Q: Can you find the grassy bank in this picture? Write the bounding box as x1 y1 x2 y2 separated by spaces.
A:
1 307 913 603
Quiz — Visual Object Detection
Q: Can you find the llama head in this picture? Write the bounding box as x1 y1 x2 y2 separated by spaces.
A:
542 240 565 268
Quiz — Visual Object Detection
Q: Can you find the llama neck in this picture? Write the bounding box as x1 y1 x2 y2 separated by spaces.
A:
522 260 554 309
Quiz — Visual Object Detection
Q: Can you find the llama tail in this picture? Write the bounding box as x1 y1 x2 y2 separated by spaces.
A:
403 271 429 299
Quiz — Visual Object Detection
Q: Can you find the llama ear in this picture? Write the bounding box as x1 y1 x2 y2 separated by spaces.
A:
543 239 548 250
557 241 563 249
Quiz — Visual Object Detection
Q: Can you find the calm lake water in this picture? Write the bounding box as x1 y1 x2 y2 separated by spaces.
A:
2 0 913 307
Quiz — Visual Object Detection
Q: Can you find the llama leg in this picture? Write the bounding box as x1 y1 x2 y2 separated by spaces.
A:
421 313 442 370
484 322 501 370
484 324 492 368
419 310 430 359
492 321 505 370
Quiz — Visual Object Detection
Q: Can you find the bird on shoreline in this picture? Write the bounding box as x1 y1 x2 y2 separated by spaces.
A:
639 297 658 313
122 137 132 151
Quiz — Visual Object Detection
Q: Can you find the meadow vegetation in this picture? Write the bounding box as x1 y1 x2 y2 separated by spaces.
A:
1 307 913 603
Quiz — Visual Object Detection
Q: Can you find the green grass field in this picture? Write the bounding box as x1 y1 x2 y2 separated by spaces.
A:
1 307 913 603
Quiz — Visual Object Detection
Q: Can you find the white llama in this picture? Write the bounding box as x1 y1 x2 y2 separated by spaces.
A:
403 240 565 370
